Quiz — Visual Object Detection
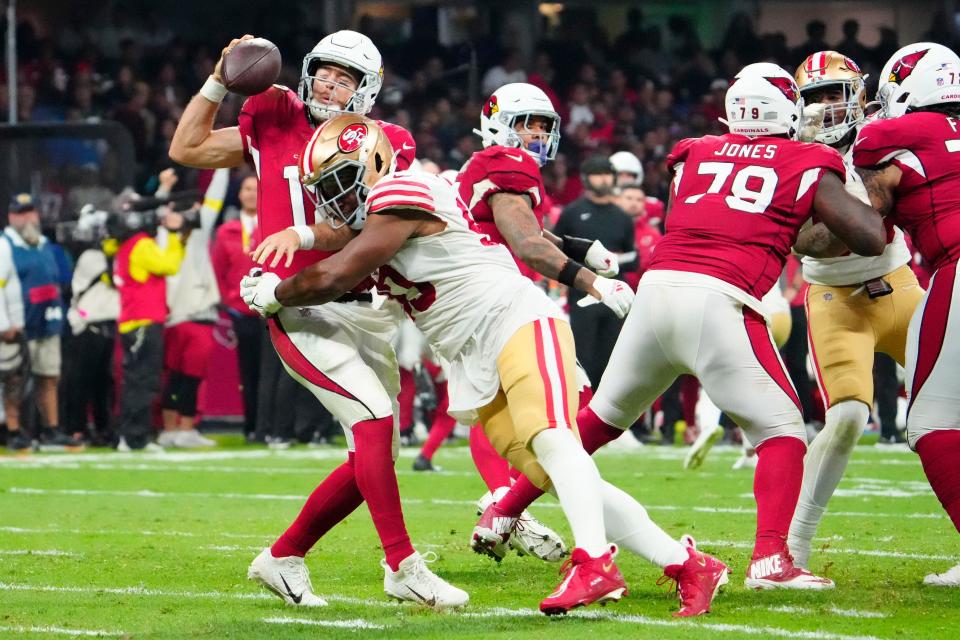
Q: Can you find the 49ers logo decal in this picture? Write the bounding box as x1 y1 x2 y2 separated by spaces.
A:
889 48 930 84
338 123 367 153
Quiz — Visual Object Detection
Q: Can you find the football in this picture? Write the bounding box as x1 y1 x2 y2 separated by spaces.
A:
221 37 281 96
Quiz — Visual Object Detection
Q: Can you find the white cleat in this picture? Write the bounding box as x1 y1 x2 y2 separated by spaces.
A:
247 548 328 606
684 423 722 470
510 510 568 562
175 429 217 448
382 551 469 609
156 431 178 448
924 563 960 586
732 448 758 470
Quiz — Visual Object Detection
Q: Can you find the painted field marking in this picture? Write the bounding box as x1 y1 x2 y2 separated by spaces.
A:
0 624 127 637
262 616 384 630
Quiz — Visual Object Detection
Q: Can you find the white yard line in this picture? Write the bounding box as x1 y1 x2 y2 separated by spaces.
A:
262 616 384 630
697 540 956 561
0 525 267 540
0 550 80 557
0 582 884 640
0 624 127 636
6 487 945 520
765 605 887 619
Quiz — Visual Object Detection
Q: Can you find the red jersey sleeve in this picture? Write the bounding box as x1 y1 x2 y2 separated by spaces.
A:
379 121 417 171
809 143 847 183
852 117 910 170
666 138 698 173
472 146 544 208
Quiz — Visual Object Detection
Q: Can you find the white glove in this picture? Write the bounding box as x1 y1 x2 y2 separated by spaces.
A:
585 240 619 277
798 103 826 143
240 268 282 317
577 276 634 319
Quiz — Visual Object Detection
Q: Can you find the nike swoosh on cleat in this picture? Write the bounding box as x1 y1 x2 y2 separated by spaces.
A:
405 585 437 608
602 561 614 573
279 574 303 604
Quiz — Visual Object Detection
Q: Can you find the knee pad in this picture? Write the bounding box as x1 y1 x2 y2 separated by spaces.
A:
822 400 870 453
176 375 202 417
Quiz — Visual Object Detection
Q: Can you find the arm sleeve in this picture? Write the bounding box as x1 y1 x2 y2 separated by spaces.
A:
666 138 695 173
129 234 185 279
381 123 417 171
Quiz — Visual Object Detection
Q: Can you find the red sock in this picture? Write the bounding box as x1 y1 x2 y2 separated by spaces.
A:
271 452 363 558
578 384 594 409
916 429 960 532
508 466 521 481
397 368 415 433
753 436 806 559
495 474 545 517
470 424 511 492
353 416 415 571
420 382 455 460
577 406 626 454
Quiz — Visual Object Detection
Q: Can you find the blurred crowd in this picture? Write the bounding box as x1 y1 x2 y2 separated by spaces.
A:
2 5 950 453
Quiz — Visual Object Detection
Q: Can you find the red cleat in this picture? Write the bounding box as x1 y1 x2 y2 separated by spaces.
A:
539 546 627 616
744 549 834 590
660 546 729 617
471 502 514 562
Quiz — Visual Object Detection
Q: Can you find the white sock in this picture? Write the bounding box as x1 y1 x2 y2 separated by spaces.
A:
531 428 608 557
788 400 869 568
600 480 687 568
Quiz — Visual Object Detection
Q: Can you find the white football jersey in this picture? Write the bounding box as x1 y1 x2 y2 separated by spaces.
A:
365 170 563 419
801 137 911 286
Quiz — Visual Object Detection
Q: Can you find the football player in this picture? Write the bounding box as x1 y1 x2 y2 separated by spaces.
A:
169 32 467 608
851 42 960 587
487 62 887 591
785 51 924 572
458 82 630 562
244 115 731 616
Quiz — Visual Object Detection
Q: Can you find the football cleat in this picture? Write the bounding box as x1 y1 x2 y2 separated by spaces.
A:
174 429 217 448
540 546 627 615
744 549 834 590
6 431 33 452
684 423 723 470
412 453 440 472
471 501 514 561
660 544 729 617
510 510 568 562
924 563 960 586
382 551 469 609
247 548 328 606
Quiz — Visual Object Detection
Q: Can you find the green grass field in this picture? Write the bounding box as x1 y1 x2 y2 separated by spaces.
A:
1 437 957 639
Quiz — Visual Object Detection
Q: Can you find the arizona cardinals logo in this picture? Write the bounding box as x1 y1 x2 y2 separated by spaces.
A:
483 95 499 117
889 49 930 84
765 76 799 102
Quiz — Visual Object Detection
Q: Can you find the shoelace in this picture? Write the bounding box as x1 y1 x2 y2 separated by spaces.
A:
656 573 679 596
286 557 315 592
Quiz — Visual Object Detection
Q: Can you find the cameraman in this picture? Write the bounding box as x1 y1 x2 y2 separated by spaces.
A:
62 206 120 447
112 185 186 451
0 194 78 451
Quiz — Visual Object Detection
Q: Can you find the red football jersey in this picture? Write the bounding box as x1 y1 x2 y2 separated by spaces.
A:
457 145 549 279
648 133 845 298
238 86 416 279
853 111 960 271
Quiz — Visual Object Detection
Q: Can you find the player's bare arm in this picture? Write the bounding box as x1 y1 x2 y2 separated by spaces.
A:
274 210 431 306
856 164 902 217
812 171 885 256
252 223 357 269
490 192 597 294
793 223 850 258
168 36 252 168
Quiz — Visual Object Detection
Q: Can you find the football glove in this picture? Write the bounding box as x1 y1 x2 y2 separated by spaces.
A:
240 268 282 317
585 240 619 277
798 103 826 143
578 276 634 319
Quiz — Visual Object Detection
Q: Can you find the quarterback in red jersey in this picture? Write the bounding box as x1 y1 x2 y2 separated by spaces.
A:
852 42 960 586
487 63 886 595
169 31 466 608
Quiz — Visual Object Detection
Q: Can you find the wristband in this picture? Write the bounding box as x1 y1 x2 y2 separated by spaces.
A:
288 225 315 250
561 235 593 263
200 76 228 103
557 259 584 288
